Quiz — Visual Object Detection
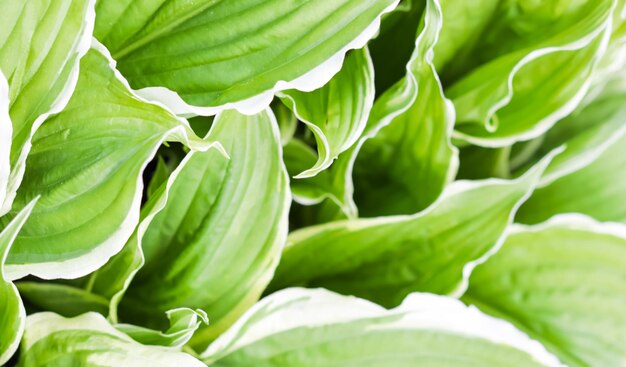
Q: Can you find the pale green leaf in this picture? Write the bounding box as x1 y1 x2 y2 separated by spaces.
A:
95 0 399 115
116 308 208 349
464 215 626 367
0 71 11 213
0 0 95 214
268 153 555 307
0 200 36 365
443 0 614 146
17 312 205 367
113 109 290 349
279 47 374 178
17 282 109 318
201 288 563 367
516 80 626 223
0 43 220 280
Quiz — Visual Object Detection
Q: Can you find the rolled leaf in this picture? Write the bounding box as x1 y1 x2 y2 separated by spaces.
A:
0 0 95 214
95 0 399 115
116 109 290 348
268 152 555 307
442 0 614 146
464 215 626 367
16 312 205 367
353 0 458 216
201 288 563 367
0 42 219 280
116 308 208 349
279 47 374 178
0 200 36 365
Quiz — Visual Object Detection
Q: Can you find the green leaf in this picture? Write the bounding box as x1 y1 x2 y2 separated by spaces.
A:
80 136 216 325
112 109 290 348
279 47 374 178
443 0 614 146
464 215 626 367
116 308 208 349
517 130 626 223
268 152 555 307
516 79 626 223
201 288 563 367
0 71 11 213
369 0 425 93
17 312 206 367
95 0 399 115
353 0 458 216
0 0 95 214
273 101 297 147
284 0 459 218
0 43 220 281
16 282 109 318
0 200 36 365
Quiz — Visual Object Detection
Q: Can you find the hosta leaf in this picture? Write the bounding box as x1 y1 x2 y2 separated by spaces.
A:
84 148 204 324
268 153 555 307
0 200 36 365
0 71 10 212
201 288 563 367
442 0 614 146
17 282 109 318
369 0 425 93
285 0 458 218
0 0 95 214
17 312 205 367
273 101 297 147
517 130 626 223
353 0 458 216
114 109 290 348
279 47 374 178
516 80 626 223
116 308 208 349
0 43 219 281
464 215 626 367
95 0 399 115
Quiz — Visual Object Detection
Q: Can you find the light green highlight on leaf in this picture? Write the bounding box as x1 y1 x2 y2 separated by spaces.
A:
465 215 626 367
201 288 563 367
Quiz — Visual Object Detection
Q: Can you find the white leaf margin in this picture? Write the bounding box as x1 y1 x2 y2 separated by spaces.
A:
451 7 614 148
133 1 400 117
0 70 11 213
277 46 376 179
21 312 206 367
4 40 225 281
284 148 561 297
0 198 38 366
201 288 564 367
1 0 97 216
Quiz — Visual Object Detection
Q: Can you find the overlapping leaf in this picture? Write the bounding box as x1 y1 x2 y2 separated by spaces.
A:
95 109 291 349
0 43 219 281
439 0 615 146
353 0 458 216
201 288 563 367
0 201 36 366
17 312 206 367
0 0 95 214
517 77 626 223
279 47 374 178
282 0 458 218
464 215 626 367
95 0 399 115
268 154 554 307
